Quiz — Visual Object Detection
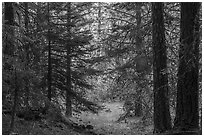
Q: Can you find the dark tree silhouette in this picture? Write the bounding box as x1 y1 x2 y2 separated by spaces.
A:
134 3 143 117
173 2 200 133
4 2 14 55
152 2 172 133
24 2 30 109
4 2 19 133
47 3 52 101
65 2 72 117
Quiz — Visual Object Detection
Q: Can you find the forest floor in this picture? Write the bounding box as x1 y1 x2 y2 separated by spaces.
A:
2 102 153 135
80 102 153 135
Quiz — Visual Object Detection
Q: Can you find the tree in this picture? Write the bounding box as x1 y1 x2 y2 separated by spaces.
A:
43 2 101 114
134 2 143 117
173 2 201 133
2 2 102 121
2 2 201 135
23 2 30 109
4 2 15 55
65 2 72 117
4 2 20 134
47 3 52 101
152 2 172 133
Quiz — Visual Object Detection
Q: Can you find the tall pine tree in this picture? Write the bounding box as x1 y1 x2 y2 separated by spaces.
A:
173 2 200 134
152 2 171 133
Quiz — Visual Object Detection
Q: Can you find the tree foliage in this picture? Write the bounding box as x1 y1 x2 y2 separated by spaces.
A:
2 2 202 135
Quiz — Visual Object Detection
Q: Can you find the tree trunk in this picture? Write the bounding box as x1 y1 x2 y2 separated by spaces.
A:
173 2 200 132
47 2 52 101
24 2 30 109
134 91 142 117
134 3 143 117
36 2 41 32
152 2 172 133
65 2 72 117
4 2 18 134
4 2 14 56
10 68 19 134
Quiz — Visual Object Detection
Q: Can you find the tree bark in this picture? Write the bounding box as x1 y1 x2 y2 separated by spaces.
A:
24 2 30 109
4 3 19 133
152 2 172 133
4 2 18 134
134 3 143 117
4 2 14 55
173 2 200 132
47 2 52 101
65 2 72 117
10 68 19 134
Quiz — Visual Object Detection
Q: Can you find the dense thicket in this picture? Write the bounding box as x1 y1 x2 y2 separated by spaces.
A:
2 2 202 135
3 3 102 132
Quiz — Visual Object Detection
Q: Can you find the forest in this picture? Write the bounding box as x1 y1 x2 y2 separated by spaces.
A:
2 2 202 135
